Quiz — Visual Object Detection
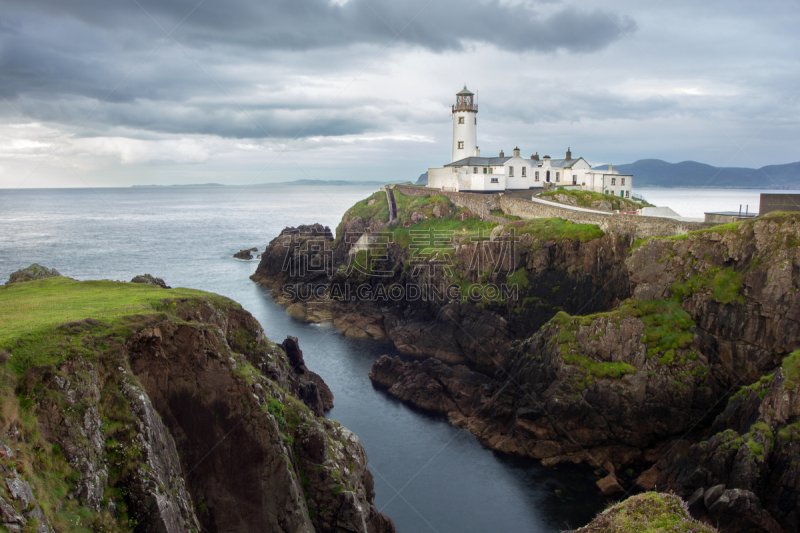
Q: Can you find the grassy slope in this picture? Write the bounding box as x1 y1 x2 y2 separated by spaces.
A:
507 218 605 243
540 189 654 210
0 277 235 350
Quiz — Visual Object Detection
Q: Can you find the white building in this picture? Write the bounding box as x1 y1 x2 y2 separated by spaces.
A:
427 87 633 199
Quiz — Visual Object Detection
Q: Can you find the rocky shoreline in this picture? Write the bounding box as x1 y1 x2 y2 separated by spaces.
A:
250 189 800 532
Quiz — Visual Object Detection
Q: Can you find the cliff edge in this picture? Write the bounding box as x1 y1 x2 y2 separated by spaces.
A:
0 275 394 533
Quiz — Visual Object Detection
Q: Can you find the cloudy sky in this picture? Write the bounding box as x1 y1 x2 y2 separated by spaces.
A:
1 0 798 187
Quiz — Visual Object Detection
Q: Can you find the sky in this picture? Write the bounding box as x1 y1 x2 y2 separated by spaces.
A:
1 0 799 188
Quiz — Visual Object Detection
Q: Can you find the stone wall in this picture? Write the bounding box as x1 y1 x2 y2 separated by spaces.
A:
392 184 717 239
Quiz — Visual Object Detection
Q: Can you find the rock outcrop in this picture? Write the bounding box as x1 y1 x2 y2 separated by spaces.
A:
233 247 257 260
1 279 394 533
5 264 62 285
653 352 800 533
130 273 171 288
367 214 800 465
567 492 718 533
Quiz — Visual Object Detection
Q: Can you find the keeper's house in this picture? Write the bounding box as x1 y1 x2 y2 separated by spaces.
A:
427 86 633 198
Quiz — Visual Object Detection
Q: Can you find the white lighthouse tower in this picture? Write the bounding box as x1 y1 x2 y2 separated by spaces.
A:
451 86 478 162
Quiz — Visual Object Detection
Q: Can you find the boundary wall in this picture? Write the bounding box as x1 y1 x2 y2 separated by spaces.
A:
393 185 717 240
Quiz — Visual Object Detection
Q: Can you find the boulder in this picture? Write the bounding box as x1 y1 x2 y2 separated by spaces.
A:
553 193 578 206
596 473 624 495
590 199 613 211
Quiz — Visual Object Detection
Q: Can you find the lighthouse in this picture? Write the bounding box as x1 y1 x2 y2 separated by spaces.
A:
451 86 478 162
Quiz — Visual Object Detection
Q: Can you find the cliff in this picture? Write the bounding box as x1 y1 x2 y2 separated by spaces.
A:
367 212 800 531
249 188 799 532
0 275 393 533
252 190 632 369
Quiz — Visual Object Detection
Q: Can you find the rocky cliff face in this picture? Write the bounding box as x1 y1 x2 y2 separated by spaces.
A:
249 191 799 533
653 351 800 533
1 279 393 533
366 213 800 532
252 191 632 369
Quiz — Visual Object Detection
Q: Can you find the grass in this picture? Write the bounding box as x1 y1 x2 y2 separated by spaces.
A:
551 299 696 375
540 189 654 210
782 350 800 391
390 215 497 250
0 276 236 350
334 191 390 242
582 492 717 532
507 268 530 289
671 266 745 305
507 218 605 243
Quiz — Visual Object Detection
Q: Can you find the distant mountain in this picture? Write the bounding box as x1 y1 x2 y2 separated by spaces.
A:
416 172 428 185
131 183 225 187
593 159 800 189
269 179 386 186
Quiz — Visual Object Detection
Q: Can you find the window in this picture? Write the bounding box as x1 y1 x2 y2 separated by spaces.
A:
483 168 487 174
474 167 478 174
458 141 464 149
611 177 617 185
625 191 630 198
535 171 539 182
458 117 465 124
522 167 526 177
489 167 493 174
490 178 499 183
621 177 625 186
555 172 560 182
474 118 477 124
509 166 514 177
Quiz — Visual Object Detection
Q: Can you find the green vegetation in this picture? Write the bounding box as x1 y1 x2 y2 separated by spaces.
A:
0 276 235 350
342 191 389 224
551 299 697 377
582 492 717 532
507 218 605 243
540 189 654 210
637 300 696 360
671 266 745 305
507 268 530 289
782 350 800 391
390 214 496 250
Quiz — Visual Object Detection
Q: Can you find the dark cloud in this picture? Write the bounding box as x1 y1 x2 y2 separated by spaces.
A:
0 0 634 139
5 0 635 53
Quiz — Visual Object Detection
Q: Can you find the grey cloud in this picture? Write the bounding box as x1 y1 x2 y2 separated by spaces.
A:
5 0 635 53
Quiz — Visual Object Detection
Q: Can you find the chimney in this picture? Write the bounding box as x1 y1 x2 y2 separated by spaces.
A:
475 146 480 157
609 163 614 172
513 147 520 157
532 152 539 161
499 150 505 157
566 147 572 160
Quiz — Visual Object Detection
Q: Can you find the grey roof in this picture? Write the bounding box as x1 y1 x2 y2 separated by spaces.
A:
446 156 510 167
447 155 596 170
547 158 581 168
456 86 474 96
